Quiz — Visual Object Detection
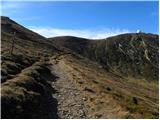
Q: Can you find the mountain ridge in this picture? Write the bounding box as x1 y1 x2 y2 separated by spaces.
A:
49 33 159 80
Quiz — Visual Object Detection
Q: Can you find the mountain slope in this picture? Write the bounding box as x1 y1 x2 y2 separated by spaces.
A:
49 33 159 80
1 16 64 118
1 16 46 40
50 52 158 118
1 16 159 119
1 16 62 56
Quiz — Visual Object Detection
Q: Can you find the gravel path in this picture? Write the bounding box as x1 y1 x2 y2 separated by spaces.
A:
49 56 90 119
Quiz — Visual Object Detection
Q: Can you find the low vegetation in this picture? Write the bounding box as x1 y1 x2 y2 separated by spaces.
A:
1 16 61 118
61 54 159 118
1 60 59 118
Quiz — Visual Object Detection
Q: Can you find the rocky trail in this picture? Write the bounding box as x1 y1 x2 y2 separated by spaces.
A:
49 55 91 119
47 54 128 119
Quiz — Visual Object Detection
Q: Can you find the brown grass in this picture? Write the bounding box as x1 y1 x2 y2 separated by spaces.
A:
59 54 159 119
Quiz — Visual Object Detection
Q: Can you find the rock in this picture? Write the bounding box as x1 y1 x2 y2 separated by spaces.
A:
69 103 76 107
92 80 98 84
80 114 85 118
82 97 87 101
70 116 74 119
90 97 94 102
84 87 95 93
58 94 61 97
75 104 81 107
95 114 102 118
78 80 84 84
58 102 61 105
105 86 111 91
75 92 80 95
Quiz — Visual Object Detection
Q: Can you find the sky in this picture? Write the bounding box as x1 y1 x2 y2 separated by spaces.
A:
1 1 159 39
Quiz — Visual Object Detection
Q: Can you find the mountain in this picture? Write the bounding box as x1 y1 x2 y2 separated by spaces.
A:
49 34 159 80
1 16 159 119
1 16 63 57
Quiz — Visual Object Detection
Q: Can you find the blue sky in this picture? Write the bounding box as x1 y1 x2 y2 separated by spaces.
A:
1 1 159 39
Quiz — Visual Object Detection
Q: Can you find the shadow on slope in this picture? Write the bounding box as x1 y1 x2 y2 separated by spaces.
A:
1 61 59 119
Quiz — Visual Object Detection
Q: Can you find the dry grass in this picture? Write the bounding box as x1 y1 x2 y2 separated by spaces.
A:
1 58 58 118
59 54 159 119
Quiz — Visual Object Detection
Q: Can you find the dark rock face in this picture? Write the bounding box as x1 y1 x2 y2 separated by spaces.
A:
50 33 159 80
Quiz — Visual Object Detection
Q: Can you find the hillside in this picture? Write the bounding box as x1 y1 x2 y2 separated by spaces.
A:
1 16 64 118
1 16 159 119
49 34 159 80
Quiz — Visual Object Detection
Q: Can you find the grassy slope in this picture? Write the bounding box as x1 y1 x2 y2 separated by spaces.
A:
60 54 159 118
1 16 62 118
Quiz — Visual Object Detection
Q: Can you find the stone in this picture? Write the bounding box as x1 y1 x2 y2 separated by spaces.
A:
82 97 87 101
92 80 98 84
84 87 95 93
78 80 84 84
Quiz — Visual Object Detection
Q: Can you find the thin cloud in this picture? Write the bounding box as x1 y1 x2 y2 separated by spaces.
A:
29 26 131 39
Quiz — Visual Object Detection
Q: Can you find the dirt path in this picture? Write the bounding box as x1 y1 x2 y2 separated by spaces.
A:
48 54 130 119
49 56 91 119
